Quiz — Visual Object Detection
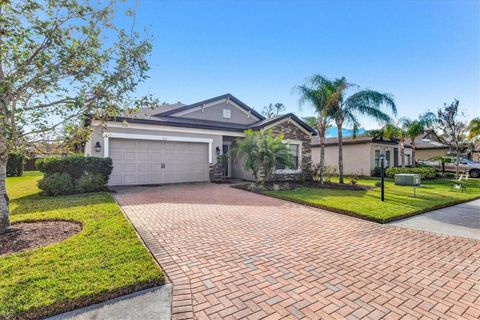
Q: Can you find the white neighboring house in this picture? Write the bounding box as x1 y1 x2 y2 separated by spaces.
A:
311 135 413 176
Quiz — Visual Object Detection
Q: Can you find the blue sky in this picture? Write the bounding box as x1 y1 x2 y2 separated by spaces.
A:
123 0 479 129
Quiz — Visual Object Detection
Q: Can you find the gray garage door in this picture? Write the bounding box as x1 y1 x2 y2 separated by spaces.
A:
109 138 209 186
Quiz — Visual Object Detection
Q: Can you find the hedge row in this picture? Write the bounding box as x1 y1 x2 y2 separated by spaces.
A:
7 152 25 177
385 166 437 179
36 155 113 196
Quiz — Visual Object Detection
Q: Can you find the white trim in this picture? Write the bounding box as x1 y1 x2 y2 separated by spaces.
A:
171 99 261 121
102 132 214 163
92 120 245 137
264 117 313 136
103 136 109 158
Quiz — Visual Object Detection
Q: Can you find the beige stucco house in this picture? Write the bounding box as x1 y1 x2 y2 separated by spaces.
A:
311 135 413 176
85 94 316 186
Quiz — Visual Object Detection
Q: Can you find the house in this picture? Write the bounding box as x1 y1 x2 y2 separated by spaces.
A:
85 94 316 186
410 132 449 161
411 132 480 162
311 135 413 176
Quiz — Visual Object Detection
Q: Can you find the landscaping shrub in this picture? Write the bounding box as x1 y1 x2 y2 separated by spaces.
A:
6 152 25 177
38 173 75 196
36 155 112 195
76 173 106 193
372 167 382 177
385 166 437 179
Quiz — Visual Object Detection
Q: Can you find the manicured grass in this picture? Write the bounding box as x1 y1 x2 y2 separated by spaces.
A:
265 177 480 223
0 172 164 319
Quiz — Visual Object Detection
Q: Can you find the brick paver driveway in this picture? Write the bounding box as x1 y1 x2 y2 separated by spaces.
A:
114 183 480 320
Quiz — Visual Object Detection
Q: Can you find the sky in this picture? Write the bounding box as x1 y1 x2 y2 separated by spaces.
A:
119 0 479 129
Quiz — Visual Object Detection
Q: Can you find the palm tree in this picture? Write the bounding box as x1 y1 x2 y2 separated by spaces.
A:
400 112 436 167
296 75 335 184
327 77 397 183
233 129 293 183
467 117 480 140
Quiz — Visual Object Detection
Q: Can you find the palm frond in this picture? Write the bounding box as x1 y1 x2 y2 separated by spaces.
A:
344 90 397 121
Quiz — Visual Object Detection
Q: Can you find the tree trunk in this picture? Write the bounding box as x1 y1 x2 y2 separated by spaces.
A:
411 142 416 167
0 152 10 234
455 156 460 179
400 138 405 168
336 119 344 184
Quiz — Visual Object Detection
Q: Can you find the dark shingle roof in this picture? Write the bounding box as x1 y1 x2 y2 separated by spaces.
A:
248 113 317 135
154 93 265 120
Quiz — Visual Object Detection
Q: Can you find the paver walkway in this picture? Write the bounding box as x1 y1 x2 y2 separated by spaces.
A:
114 183 480 320
390 199 480 240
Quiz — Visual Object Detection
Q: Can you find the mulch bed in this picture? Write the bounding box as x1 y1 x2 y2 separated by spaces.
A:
234 181 374 192
0 220 82 256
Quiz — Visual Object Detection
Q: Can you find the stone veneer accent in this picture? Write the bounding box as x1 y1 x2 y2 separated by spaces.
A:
269 120 312 181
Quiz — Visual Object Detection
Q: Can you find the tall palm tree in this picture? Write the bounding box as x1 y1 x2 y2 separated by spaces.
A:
328 77 397 183
296 75 335 184
400 112 436 167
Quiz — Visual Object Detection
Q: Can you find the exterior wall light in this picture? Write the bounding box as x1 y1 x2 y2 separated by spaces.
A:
216 146 221 156
95 141 101 153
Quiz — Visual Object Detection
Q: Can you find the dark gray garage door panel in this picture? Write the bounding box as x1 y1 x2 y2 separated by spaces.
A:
109 138 209 186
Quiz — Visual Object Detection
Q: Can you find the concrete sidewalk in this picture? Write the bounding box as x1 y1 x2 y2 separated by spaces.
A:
47 284 172 320
390 199 480 239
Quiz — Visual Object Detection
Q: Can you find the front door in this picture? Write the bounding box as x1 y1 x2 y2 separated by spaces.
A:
222 144 231 177
394 148 399 167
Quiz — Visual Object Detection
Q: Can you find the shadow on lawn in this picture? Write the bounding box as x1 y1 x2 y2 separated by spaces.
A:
10 192 113 216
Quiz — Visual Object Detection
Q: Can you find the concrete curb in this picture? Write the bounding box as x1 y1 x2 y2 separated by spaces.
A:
47 284 173 320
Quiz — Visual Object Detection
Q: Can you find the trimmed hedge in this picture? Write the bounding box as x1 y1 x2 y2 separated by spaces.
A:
7 152 25 177
385 166 437 179
36 155 113 195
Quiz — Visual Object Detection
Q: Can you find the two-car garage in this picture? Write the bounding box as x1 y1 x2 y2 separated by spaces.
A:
108 138 210 186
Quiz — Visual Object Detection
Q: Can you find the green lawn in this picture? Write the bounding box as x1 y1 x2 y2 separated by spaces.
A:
0 172 164 319
265 177 480 223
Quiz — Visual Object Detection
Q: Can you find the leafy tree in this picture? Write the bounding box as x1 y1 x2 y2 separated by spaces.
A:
233 129 293 183
261 103 286 118
400 112 436 167
0 0 153 234
296 75 335 184
434 100 472 179
302 116 317 128
467 117 480 140
327 77 397 183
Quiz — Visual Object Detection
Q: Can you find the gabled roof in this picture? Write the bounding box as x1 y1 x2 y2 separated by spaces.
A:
94 94 317 136
249 113 317 135
155 93 265 120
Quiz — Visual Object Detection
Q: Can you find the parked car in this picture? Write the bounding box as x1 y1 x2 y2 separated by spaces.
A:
418 157 480 178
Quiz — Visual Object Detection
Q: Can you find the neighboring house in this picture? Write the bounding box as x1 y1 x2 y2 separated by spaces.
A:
85 94 316 186
409 132 449 161
311 135 413 176
411 132 480 162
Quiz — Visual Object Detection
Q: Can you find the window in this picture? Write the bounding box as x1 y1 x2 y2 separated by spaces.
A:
223 109 231 119
276 144 300 170
385 150 391 167
374 149 380 167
